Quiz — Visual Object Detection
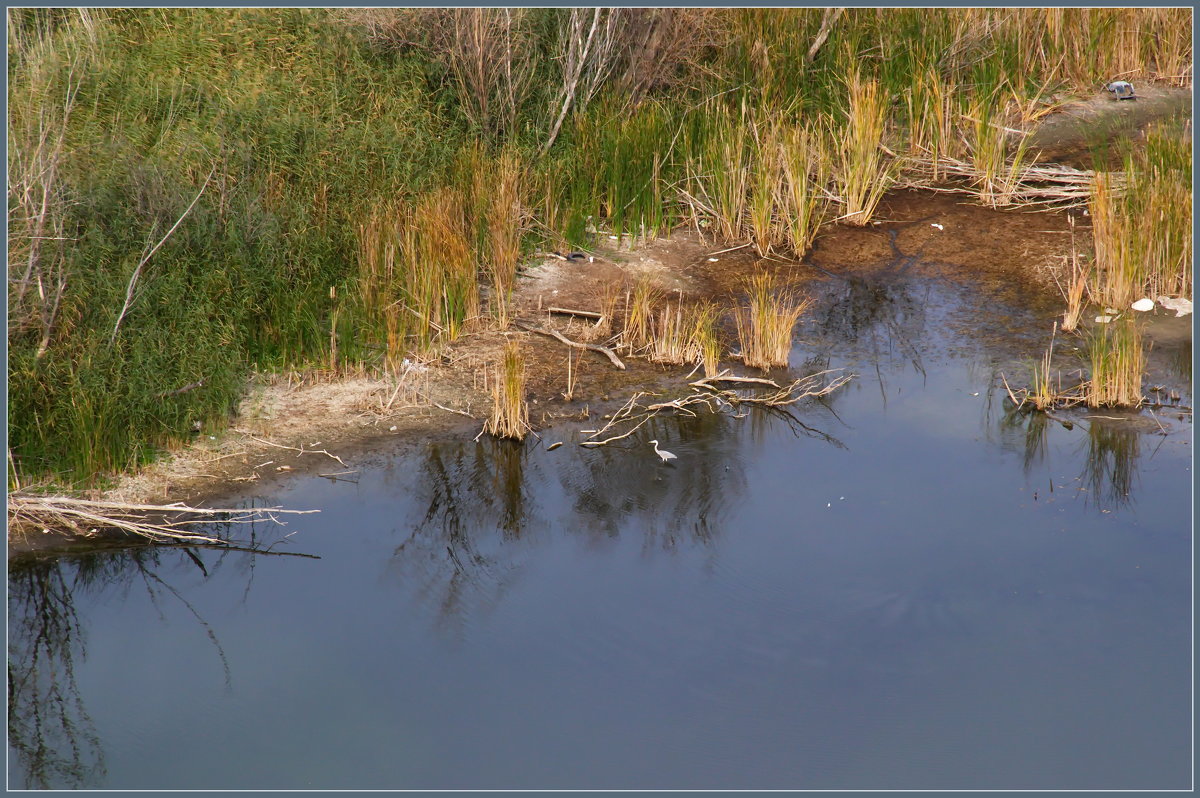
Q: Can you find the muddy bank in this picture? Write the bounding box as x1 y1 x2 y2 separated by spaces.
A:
15 182 1190 555
1028 84 1191 167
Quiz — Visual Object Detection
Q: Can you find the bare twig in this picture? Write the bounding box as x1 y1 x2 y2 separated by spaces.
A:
232 429 348 467
110 169 215 346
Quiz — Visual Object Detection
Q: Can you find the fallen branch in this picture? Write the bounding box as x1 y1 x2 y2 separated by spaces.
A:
8 494 317 545
580 370 853 447
689 370 781 389
515 321 626 369
806 7 844 63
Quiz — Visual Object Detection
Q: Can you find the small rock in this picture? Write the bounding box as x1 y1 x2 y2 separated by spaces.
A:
389 425 398 431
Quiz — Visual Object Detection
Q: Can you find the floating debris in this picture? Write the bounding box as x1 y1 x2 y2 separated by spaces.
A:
546 441 563 451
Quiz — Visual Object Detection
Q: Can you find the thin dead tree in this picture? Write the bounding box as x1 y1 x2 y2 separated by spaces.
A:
542 8 624 153
109 169 214 346
8 62 81 361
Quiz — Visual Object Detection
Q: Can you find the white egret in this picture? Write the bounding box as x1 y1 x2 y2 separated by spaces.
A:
649 439 677 463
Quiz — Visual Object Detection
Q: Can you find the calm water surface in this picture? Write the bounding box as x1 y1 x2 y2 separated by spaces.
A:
9 268 1192 789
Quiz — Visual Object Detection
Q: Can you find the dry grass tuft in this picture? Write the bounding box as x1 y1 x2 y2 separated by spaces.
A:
734 271 809 369
485 339 529 439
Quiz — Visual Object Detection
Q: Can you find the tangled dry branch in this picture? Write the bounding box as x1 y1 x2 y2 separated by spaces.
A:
580 368 853 447
8 494 317 545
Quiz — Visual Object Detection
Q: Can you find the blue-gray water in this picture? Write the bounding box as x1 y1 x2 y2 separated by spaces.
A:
9 269 1192 790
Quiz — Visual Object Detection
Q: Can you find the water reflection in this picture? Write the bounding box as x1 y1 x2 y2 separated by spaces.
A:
808 275 932 383
8 535 311 789
1080 420 1141 511
996 404 1053 474
8 557 104 789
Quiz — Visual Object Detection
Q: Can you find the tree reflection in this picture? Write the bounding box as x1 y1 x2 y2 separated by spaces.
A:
386 438 542 635
8 533 303 789
8 557 104 789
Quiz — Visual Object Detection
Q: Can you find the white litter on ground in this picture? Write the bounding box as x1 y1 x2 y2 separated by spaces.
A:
1095 315 1114 323
1157 296 1193 317
1131 297 1156 312
931 223 944 230
400 358 428 373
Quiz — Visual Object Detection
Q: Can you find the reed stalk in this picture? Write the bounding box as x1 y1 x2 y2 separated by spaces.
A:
777 123 833 256
1029 323 1058 411
484 152 526 328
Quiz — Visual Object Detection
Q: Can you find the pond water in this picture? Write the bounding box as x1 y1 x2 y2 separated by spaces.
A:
9 263 1192 790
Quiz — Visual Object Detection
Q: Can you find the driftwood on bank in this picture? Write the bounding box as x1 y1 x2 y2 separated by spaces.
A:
515 320 626 369
8 494 317 545
547 305 605 321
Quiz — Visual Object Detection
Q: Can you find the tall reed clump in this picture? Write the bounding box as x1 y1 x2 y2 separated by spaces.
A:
967 87 1032 208
482 152 526 328
620 275 661 355
747 125 781 256
407 188 480 351
734 271 810 369
905 66 961 180
648 301 722 372
1086 319 1145 408
485 339 529 440
777 124 833 256
685 101 751 241
1088 170 1139 310
1095 120 1194 304
835 69 894 226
